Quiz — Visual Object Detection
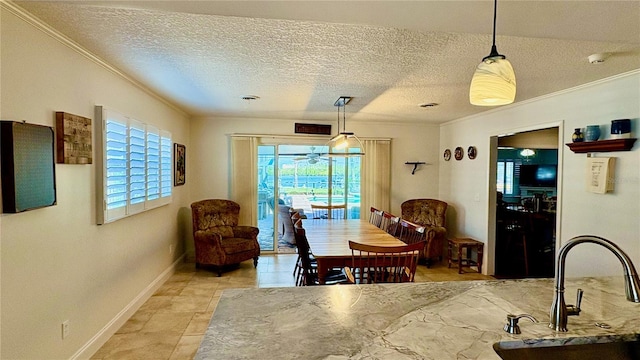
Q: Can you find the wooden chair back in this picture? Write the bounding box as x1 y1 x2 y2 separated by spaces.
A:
397 219 427 245
348 240 425 284
380 212 400 236
293 222 315 285
368 207 384 228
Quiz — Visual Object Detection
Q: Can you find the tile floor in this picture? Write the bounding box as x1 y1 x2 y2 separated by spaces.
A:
91 254 493 360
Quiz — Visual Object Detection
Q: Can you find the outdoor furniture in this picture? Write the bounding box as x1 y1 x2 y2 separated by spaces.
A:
311 203 346 219
400 199 448 266
191 199 260 276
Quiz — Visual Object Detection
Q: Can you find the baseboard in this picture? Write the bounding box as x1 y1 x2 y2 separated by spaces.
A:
70 254 186 360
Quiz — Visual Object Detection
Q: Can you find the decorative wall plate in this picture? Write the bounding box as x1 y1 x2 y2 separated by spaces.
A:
454 147 463 161
467 146 477 160
443 149 451 161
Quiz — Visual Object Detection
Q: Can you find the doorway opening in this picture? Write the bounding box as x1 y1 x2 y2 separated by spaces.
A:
257 144 361 252
494 127 559 278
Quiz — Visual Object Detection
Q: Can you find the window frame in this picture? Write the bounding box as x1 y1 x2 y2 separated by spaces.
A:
497 160 515 195
95 106 172 224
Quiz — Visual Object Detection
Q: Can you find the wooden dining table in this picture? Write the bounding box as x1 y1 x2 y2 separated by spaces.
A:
304 219 407 284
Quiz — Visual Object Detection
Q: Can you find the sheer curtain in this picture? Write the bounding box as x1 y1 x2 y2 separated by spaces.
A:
360 139 391 219
230 136 258 225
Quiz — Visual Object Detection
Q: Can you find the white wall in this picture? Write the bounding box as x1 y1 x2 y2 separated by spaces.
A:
189 116 440 255
1 8 191 359
439 71 640 277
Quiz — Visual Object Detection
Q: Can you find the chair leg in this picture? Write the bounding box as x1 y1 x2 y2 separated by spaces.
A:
253 257 259 268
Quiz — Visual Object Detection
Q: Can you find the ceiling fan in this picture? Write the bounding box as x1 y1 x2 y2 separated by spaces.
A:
294 146 326 164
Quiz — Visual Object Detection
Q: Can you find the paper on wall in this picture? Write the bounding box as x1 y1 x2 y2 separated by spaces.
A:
586 157 615 194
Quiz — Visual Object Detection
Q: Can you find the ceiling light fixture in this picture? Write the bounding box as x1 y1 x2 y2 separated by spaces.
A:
325 96 365 157
520 148 535 157
588 53 607 64
469 0 516 106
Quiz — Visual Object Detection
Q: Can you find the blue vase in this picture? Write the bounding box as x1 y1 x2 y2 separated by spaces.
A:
585 125 601 142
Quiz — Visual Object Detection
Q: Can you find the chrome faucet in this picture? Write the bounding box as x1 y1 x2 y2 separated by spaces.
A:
549 235 640 332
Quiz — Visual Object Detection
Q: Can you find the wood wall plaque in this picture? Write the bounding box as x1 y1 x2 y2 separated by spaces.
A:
56 111 92 164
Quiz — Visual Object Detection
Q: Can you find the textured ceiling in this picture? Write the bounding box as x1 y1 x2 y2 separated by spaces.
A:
14 1 640 124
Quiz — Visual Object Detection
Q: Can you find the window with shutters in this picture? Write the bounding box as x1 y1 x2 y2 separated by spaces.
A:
96 106 172 224
496 161 515 195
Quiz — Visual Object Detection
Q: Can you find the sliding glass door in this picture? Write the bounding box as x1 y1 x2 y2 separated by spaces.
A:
256 143 361 252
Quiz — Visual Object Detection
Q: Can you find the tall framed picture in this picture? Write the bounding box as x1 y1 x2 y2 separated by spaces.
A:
174 143 185 186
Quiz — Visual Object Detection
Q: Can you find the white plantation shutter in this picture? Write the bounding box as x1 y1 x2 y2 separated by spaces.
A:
129 120 146 213
160 132 172 200
146 126 160 201
104 113 128 221
96 106 173 224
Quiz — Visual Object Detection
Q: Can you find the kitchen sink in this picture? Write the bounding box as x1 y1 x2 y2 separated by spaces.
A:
493 334 640 360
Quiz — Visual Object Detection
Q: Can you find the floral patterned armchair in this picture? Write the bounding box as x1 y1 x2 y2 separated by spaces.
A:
400 199 448 266
191 199 260 276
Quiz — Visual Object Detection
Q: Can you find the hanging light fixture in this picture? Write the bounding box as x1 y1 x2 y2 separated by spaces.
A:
469 0 516 106
325 96 365 157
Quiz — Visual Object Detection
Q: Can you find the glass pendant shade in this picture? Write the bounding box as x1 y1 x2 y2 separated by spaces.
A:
469 0 516 106
327 132 365 156
325 96 365 157
470 56 516 106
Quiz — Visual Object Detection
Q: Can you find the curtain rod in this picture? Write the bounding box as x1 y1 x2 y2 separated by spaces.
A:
227 133 391 141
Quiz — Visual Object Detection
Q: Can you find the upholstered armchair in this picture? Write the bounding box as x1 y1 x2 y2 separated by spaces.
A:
191 199 260 276
400 199 448 266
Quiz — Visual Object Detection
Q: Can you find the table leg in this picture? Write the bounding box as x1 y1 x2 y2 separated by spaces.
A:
316 259 328 285
448 241 453 268
477 245 483 273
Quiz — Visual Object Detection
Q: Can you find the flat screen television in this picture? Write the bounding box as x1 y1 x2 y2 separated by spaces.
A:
519 164 557 187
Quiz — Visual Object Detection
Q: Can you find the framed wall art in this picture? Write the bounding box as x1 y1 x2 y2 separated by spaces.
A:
55 111 92 164
467 146 477 160
1 121 57 213
174 143 185 186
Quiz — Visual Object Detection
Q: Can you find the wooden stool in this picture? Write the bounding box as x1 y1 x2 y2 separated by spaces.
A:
448 238 484 274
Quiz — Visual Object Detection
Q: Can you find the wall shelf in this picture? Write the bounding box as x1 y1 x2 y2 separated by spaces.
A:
405 161 426 175
565 138 636 153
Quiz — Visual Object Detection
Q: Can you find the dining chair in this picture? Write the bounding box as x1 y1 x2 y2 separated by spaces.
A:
380 212 400 236
397 219 426 244
368 207 384 228
311 203 346 219
291 213 308 279
293 221 349 286
346 240 426 284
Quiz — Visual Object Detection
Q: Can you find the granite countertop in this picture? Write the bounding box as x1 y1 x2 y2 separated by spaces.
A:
195 277 640 359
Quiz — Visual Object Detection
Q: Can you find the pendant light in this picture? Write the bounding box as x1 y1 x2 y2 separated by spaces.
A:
469 0 516 106
325 96 365 157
